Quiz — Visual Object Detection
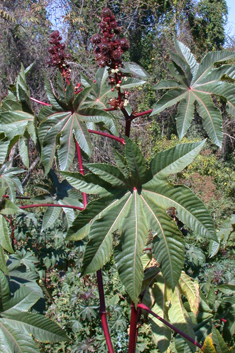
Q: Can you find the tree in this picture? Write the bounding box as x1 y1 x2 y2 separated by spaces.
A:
188 0 228 53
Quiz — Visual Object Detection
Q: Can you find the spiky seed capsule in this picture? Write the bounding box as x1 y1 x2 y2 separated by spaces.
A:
119 38 130 51
101 7 113 17
91 34 102 44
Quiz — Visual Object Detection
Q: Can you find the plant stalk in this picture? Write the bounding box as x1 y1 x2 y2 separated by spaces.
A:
138 303 202 349
97 269 114 353
132 109 153 119
75 141 113 350
129 302 138 353
20 204 84 210
88 129 125 144
30 97 52 106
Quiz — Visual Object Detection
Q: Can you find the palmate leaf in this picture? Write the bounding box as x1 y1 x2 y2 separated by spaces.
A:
151 40 235 147
39 78 118 173
64 139 215 304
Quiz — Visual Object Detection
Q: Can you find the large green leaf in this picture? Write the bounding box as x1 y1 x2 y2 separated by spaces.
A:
64 139 215 304
39 82 118 172
209 215 235 258
0 199 20 215
151 40 235 147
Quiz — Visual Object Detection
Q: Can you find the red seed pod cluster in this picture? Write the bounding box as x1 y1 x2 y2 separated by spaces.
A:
91 8 130 69
46 30 72 79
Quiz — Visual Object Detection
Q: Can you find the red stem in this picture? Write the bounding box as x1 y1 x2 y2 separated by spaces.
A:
97 270 114 353
104 107 117 112
88 129 125 144
30 97 52 106
129 302 138 353
138 303 202 349
125 119 131 137
132 109 153 119
20 204 84 210
74 88 83 94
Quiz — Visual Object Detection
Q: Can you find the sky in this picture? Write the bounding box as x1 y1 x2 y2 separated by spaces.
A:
226 0 235 36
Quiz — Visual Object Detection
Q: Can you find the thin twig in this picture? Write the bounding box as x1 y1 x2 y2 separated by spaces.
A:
20 204 84 210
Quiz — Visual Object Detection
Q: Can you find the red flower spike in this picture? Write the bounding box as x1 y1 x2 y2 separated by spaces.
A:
46 30 71 80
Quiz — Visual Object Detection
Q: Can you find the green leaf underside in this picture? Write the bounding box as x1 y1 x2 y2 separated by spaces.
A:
82 192 132 275
64 140 215 303
141 184 215 240
151 140 206 179
0 321 40 353
1 312 68 342
66 197 122 240
142 197 185 288
114 191 147 305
